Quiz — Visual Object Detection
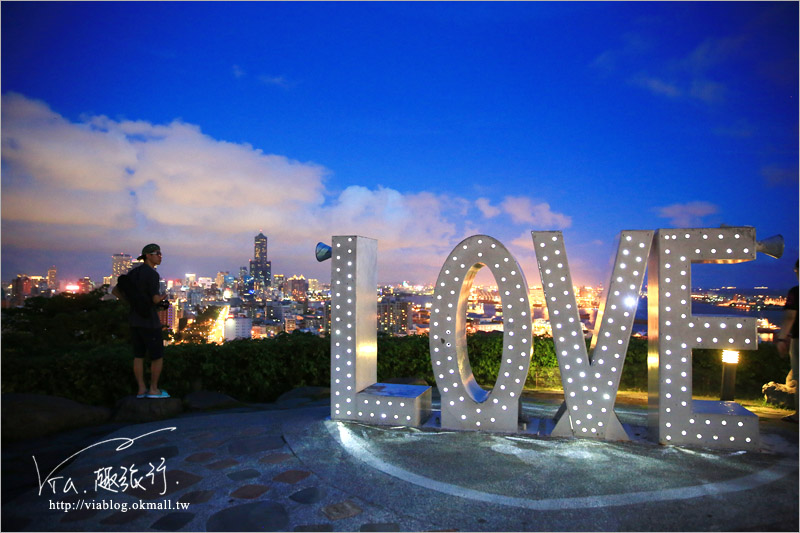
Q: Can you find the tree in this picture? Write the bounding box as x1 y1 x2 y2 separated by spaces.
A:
1 287 129 357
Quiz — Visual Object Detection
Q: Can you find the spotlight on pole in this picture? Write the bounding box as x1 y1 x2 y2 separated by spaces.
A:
720 350 740 401
315 242 332 262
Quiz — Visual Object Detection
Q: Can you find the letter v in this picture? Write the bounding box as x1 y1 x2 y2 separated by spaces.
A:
531 231 653 440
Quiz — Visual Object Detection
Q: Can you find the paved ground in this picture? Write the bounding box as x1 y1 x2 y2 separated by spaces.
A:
2 392 797 532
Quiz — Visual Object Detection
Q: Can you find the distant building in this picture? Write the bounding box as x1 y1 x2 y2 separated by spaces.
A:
264 300 284 321
224 316 253 341
273 274 285 293
111 253 132 287
78 276 94 293
285 275 309 302
11 275 31 306
47 266 58 290
378 300 412 335
251 232 272 287
158 300 181 335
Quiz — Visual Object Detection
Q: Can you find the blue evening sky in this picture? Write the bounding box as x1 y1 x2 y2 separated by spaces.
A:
2 1 797 291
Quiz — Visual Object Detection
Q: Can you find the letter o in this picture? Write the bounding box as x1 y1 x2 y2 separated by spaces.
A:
430 235 532 432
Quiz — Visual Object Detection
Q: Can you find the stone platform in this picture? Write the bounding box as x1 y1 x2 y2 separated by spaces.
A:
1 393 797 532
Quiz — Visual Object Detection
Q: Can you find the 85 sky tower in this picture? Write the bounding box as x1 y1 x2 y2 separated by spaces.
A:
251 232 271 288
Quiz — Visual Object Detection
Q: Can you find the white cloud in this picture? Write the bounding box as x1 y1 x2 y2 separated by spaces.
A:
500 196 572 229
475 197 501 218
258 75 293 88
656 201 719 227
689 79 726 104
1 93 582 283
761 166 797 187
630 74 681 98
0 93 484 282
323 186 457 250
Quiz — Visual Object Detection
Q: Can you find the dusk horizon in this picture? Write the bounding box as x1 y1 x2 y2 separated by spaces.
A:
2 2 798 291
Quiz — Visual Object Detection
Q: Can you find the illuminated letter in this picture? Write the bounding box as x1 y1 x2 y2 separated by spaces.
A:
430 235 532 432
648 227 759 450
532 231 653 440
330 236 431 426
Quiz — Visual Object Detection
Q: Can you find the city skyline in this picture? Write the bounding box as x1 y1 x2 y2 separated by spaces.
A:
2 2 797 290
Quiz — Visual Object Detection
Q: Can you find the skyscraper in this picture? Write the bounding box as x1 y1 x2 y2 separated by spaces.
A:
47 266 58 290
111 253 132 287
285 275 309 302
251 232 272 287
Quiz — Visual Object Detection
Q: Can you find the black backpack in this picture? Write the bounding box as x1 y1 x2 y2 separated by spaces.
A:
115 270 152 318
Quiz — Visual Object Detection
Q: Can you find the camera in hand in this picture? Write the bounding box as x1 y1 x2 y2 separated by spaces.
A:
157 298 170 310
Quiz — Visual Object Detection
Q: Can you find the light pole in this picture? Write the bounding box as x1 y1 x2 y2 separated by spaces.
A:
720 350 740 401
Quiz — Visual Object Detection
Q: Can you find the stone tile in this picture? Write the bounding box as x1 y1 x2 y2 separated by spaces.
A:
142 436 170 448
206 501 288 532
238 426 266 436
99 509 147 525
273 469 311 484
91 448 118 459
150 511 195 530
189 431 215 441
185 451 217 463
231 484 270 499
227 468 261 481
116 445 180 467
322 500 363 521
360 523 400 532
289 486 325 504
259 452 293 464
198 438 229 449
228 435 285 454
206 458 239 470
294 524 334 532
179 489 216 504
126 469 202 500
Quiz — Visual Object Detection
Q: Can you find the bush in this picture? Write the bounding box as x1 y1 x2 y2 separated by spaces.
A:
692 342 789 399
2 323 788 407
1 288 129 357
1 343 132 405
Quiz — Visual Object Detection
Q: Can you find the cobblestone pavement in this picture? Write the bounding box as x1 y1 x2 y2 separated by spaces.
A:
2 395 797 532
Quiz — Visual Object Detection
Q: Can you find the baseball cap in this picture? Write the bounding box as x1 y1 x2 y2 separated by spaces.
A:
137 243 161 261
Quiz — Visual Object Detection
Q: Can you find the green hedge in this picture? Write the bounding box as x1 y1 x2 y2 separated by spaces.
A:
3 330 789 408
5 289 789 407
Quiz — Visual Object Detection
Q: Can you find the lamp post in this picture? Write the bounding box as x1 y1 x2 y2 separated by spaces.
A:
720 350 740 401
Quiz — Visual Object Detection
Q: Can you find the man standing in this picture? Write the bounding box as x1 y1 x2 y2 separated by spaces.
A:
127 243 169 399
777 260 798 422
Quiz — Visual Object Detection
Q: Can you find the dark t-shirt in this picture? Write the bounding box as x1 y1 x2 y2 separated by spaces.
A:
127 264 162 329
786 285 798 339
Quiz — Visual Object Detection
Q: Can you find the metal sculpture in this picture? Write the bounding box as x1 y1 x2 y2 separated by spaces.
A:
647 227 760 450
329 236 431 426
429 235 532 432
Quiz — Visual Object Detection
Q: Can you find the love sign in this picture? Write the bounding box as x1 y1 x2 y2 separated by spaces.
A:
328 227 765 451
